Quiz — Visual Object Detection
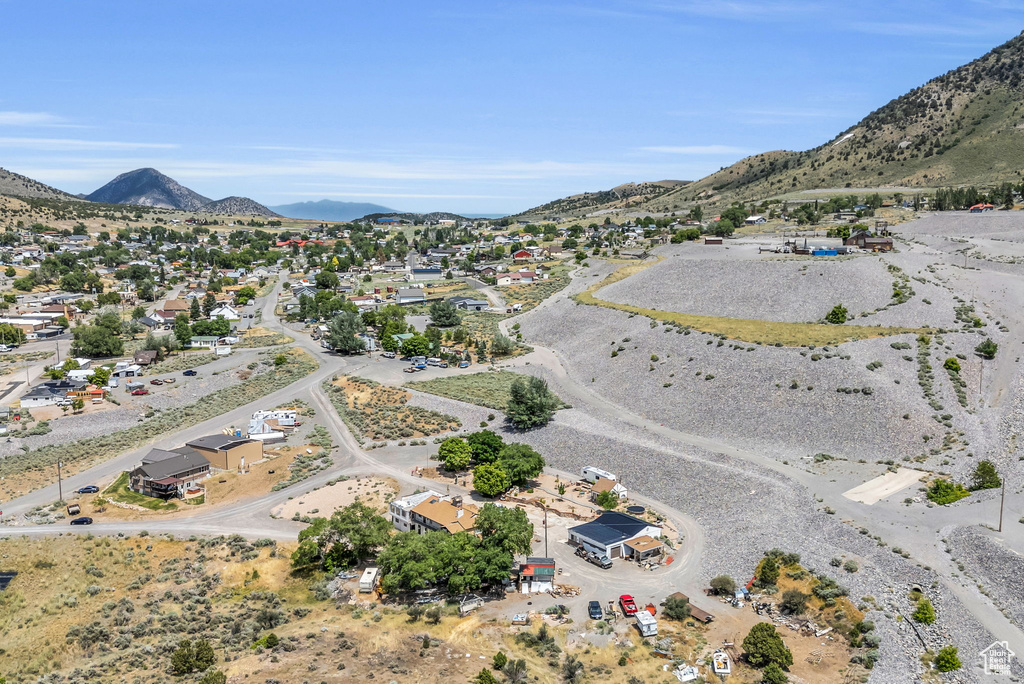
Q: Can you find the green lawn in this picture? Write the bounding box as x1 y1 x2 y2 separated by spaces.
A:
102 472 179 511
405 370 568 411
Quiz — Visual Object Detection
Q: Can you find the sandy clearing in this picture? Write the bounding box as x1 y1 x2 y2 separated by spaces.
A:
271 475 398 518
842 468 926 505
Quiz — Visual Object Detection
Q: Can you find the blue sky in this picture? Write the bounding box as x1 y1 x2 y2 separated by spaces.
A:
1 1 1021 214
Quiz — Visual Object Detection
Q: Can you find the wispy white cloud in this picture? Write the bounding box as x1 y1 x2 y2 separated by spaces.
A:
0 137 177 151
641 145 750 155
0 111 69 126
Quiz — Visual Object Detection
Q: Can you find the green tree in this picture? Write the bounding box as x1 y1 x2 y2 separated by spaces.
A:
496 443 545 486
721 204 748 226
711 218 735 237
439 437 472 471
173 313 192 347
326 311 367 354
502 659 528 684
235 285 257 305
473 463 511 497
0 323 26 345
927 479 970 505
595 490 619 510
96 291 121 307
190 298 202 320
493 651 508 670
401 333 430 358
4 266 14 277
191 319 230 336
762 661 788 684
562 654 584 683
474 504 533 555
758 556 780 587
194 639 216 670
935 646 961 672
466 429 505 463
203 292 217 317
290 501 392 572
314 271 340 290
780 589 808 615
710 575 736 595
131 305 147 320
912 598 936 624
170 638 214 674
429 299 461 327
71 325 124 357
491 333 515 356
976 338 998 359
663 595 691 621
742 622 793 669
970 460 1001 491
71 397 85 413
825 304 848 324
506 376 560 429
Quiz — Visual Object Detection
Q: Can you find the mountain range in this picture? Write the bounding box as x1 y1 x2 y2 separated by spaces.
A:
84 168 279 216
267 199 396 221
0 167 78 201
519 30 1024 217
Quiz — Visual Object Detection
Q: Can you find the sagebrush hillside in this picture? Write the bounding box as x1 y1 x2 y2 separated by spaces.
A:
0 167 77 200
514 180 689 219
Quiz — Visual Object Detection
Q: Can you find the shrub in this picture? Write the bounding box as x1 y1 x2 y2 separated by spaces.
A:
943 358 960 373
492 651 508 671
663 596 691 621
710 575 736 595
780 589 808 615
912 598 936 624
825 304 848 325
843 560 859 573
935 646 961 672
975 338 998 359
926 479 970 505
970 460 1001 491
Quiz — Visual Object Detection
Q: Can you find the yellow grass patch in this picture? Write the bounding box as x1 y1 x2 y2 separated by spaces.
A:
575 258 928 347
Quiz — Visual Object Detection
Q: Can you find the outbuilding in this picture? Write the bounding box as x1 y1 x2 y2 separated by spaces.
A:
185 434 263 471
518 557 556 594
568 511 663 560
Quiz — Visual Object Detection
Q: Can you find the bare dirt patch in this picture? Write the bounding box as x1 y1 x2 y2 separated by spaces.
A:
272 475 398 519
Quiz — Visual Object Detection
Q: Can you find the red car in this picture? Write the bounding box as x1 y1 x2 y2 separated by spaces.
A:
131 388 149 396
619 595 638 616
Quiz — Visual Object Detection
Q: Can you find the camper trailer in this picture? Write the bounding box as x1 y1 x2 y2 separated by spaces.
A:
359 567 380 593
581 466 616 484
635 610 658 637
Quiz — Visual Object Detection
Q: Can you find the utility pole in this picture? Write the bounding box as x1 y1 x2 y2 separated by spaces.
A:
998 478 1006 533
55 342 60 364
57 460 63 503
544 507 549 558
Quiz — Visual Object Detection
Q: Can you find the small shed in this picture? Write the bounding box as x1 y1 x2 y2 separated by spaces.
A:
624 535 664 561
704 236 723 245
519 557 556 594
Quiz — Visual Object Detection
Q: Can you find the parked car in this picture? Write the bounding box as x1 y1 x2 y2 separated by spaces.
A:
588 600 603 620
69 516 93 525
131 388 150 396
619 595 638 616
76 485 99 494
403 367 418 373
182 370 198 376
382 351 396 359
149 379 164 385
438 362 449 368
576 546 613 569
163 377 176 383
458 361 470 368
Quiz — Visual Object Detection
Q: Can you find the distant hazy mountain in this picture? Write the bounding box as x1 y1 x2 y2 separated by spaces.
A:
0 167 78 200
87 168 212 210
268 199 396 221
202 196 280 217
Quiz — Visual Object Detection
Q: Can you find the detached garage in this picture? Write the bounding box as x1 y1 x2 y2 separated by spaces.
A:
568 511 663 560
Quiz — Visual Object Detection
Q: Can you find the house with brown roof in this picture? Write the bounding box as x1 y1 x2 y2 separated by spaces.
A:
409 494 478 535
162 299 190 312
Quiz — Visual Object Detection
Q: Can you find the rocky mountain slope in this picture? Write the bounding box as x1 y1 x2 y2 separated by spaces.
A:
202 196 280 217
86 168 212 210
654 30 1024 207
0 167 77 200
268 199 394 221
514 180 689 219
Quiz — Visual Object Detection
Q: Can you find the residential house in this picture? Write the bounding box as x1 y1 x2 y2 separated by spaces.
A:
568 511 662 560
162 299 190 312
389 490 444 532
134 350 159 366
111 362 143 378
209 304 241 321
20 379 88 408
590 477 628 502
496 271 537 286
185 434 263 470
129 447 210 499
407 494 478 535
512 249 533 263
410 267 442 281
744 215 767 225
189 335 220 349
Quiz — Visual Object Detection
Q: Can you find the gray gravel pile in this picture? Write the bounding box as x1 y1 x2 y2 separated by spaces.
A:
945 525 1024 630
897 212 1024 244
600 255 892 323
520 296 988 470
